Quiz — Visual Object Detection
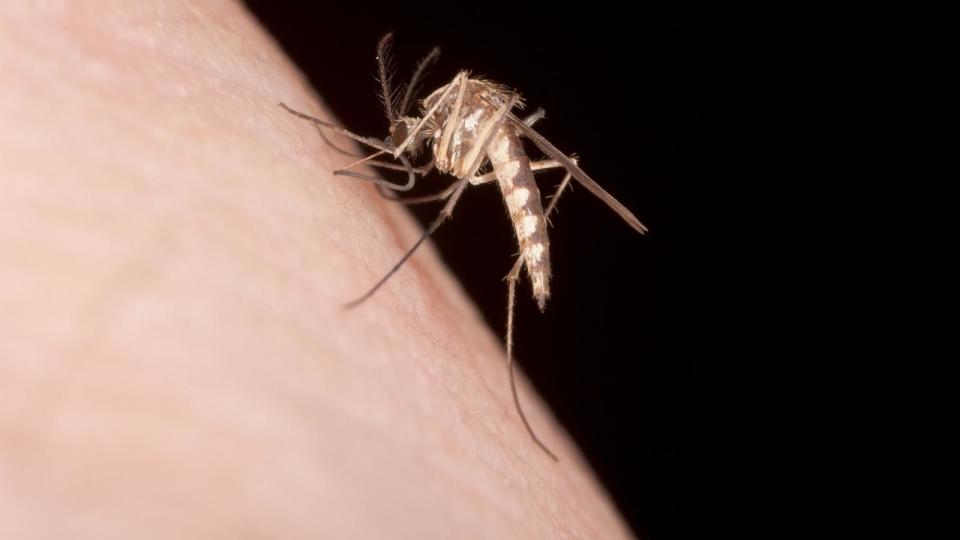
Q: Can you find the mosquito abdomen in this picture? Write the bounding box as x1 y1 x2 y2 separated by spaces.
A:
488 127 551 311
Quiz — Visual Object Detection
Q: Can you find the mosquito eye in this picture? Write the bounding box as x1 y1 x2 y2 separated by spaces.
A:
391 123 408 146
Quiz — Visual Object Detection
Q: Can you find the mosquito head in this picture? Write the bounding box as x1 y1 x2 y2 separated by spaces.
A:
388 116 427 157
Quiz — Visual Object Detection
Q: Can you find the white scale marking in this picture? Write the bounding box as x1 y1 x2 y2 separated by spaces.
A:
491 133 511 161
520 214 540 239
501 160 520 184
507 187 530 209
524 243 545 263
452 129 463 155
463 108 485 132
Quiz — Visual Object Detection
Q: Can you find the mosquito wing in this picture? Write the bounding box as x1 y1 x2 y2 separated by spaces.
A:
508 113 648 235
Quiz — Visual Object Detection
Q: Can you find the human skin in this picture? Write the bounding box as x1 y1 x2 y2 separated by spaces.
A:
0 2 633 538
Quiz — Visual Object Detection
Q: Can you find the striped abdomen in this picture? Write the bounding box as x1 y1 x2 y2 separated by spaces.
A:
488 127 551 311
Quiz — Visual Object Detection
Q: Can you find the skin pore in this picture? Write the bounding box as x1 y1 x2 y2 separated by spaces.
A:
0 2 633 538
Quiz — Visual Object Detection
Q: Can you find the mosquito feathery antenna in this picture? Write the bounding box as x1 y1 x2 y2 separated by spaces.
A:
376 32 399 123
400 46 442 116
505 168 575 461
343 178 470 309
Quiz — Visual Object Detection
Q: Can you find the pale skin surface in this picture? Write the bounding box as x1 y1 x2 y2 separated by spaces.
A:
0 2 633 538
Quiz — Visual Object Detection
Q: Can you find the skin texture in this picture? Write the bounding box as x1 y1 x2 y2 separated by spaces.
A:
0 2 633 538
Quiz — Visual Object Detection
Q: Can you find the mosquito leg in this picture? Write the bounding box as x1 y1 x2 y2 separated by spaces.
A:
509 113 648 234
313 124 364 158
466 173 495 186
460 93 519 180
377 177 460 206
461 99 537 185
335 148 420 192
311 118 436 177
344 177 470 309
470 158 565 184
279 103 396 154
436 70 468 163
309 118 434 181
370 159 436 202
300 114 432 195
504 166 575 461
334 154 418 192
366 158 434 175
313 129 430 193
285 105 418 192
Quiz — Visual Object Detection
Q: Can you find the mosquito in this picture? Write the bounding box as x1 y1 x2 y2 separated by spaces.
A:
279 34 647 460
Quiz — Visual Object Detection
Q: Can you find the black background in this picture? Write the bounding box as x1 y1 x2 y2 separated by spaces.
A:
246 3 764 538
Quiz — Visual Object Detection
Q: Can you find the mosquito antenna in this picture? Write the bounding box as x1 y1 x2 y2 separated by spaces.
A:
400 46 442 116
376 32 399 123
